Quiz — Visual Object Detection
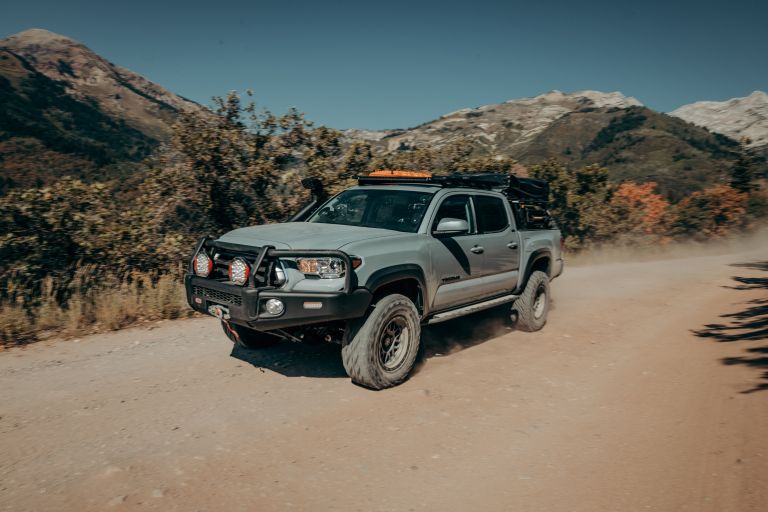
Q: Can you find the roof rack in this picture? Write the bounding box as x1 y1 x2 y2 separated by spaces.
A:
357 172 549 204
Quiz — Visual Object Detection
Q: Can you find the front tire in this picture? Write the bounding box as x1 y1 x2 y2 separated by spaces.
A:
341 294 421 390
512 270 550 332
221 322 279 349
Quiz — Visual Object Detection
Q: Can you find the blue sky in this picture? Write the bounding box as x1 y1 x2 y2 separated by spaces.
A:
2 0 766 129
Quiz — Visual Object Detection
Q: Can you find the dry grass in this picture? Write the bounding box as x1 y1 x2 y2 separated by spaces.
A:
0 267 193 347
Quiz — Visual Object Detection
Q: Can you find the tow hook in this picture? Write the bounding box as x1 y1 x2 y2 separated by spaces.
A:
208 304 230 320
209 305 240 343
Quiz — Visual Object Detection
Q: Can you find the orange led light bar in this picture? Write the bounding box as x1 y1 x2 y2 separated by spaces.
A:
368 169 432 178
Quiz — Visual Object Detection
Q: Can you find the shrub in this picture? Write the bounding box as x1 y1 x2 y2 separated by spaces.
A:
0 266 191 346
670 185 748 240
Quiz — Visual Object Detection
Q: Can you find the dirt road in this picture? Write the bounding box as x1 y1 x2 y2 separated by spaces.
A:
1 248 767 512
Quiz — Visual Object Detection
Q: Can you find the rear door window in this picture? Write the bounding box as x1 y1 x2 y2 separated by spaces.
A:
473 195 509 233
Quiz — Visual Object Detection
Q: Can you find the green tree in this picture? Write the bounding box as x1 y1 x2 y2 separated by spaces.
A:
730 137 760 193
0 178 119 306
369 138 515 175
529 160 616 248
125 91 352 267
167 91 312 234
451 153 515 174
337 141 374 191
371 145 435 172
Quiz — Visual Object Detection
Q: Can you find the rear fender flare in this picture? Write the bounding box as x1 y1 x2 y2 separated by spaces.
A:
519 249 552 291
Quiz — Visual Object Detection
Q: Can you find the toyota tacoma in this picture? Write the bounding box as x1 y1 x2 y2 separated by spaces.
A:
186 171 563 389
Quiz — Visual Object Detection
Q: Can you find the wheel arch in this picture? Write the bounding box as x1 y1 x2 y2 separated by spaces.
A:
519 249 552 291
365 264 428 317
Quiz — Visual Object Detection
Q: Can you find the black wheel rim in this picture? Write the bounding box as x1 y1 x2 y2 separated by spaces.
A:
378 316 410 372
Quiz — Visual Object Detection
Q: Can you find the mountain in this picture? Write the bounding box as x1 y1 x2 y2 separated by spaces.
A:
517 105 739 200
1 29 200 140
347 90 741 200
0 29 752 200
348 90 643 153
670 91 768 155
0 28 201 192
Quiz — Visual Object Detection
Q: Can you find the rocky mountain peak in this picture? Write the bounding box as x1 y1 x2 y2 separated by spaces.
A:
347 89 645 153
2 28 78 46
516 90 642 109
670 91 768 152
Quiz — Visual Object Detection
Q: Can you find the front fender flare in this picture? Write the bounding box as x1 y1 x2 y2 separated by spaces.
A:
364 264 429 316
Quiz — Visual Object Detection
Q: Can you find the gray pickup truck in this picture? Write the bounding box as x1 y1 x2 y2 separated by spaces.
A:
185 172 563 389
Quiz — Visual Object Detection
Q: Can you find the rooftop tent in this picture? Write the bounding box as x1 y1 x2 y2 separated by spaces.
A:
506 175 549 204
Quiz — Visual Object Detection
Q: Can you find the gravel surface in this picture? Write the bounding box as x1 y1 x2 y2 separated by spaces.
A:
1 248 767 511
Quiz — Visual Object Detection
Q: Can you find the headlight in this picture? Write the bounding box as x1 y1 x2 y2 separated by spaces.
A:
297 257 345 279
194 251 213 277
228 257 250 286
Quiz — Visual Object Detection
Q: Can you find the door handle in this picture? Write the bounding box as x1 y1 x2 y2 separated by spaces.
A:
470 245 484 254
507 242 518 249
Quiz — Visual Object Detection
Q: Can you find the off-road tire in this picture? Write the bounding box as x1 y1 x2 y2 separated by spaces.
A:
221 322 279 349
513 270 550 332
341 294 421 390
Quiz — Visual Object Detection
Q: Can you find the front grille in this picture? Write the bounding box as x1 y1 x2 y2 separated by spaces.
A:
192 285 242 306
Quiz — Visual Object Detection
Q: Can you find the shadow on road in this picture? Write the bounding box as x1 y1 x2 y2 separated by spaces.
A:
231 341 347 378
693 260 768 393
230 306 514 379
421 307 512 358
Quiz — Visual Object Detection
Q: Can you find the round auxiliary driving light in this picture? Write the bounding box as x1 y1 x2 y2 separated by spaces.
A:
264 299 285 316
194 252 213 277
228 257 250 286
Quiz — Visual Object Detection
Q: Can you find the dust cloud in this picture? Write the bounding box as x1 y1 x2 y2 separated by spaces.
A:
567 227 768 267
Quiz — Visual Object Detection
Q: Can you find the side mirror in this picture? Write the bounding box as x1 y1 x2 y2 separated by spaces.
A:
433 217 469 235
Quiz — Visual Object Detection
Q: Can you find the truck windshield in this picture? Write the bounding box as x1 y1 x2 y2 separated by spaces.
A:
307 189 434 233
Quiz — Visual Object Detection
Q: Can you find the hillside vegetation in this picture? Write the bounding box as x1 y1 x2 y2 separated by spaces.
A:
0 93 361 343
518 106 740 201
1 29 767 346
0 29 201 193
0 50 154 192
1 91 767 345
348 91 747 200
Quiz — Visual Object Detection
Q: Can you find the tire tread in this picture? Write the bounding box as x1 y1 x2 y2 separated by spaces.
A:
341 294 420 389
514 271 550 332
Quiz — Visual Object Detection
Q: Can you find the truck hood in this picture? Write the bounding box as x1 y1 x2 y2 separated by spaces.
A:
217 222 403 250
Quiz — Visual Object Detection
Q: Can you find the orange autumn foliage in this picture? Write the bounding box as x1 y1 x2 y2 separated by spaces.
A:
671 185 748 239
610 181 669 236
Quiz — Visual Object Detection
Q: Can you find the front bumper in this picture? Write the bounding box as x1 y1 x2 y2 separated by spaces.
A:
185 274 373 330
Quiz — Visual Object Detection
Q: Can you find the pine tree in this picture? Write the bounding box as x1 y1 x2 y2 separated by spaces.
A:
730 137 758 193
